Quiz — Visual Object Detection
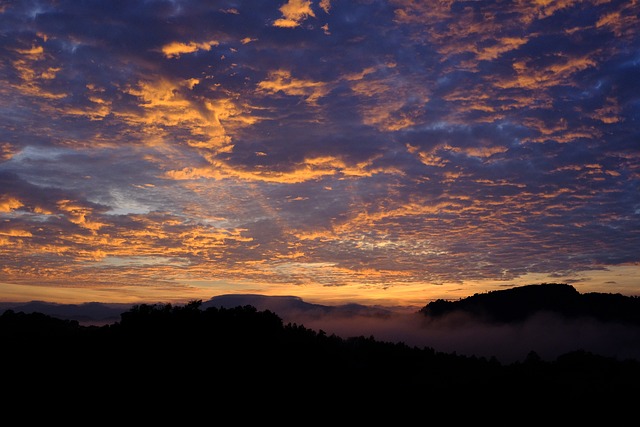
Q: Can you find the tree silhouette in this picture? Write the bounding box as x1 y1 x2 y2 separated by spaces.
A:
2 297 640 412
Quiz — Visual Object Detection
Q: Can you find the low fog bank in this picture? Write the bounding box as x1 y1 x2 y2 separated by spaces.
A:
275 308 640 364
4 297 640 364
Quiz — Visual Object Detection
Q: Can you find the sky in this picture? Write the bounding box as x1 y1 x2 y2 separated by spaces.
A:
0 0 639 308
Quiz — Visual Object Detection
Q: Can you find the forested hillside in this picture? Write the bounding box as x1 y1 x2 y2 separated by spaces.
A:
3 298 640 411
421 283 640 324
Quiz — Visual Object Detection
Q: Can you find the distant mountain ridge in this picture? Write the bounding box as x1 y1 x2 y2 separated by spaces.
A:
202 294 394 319
0 294 394 326
0 300 130 325
420 283 640 325
3 283 640 327
202 294 326 313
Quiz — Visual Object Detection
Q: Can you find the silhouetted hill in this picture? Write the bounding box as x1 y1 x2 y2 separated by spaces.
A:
3 300 640 413
420 283 640 325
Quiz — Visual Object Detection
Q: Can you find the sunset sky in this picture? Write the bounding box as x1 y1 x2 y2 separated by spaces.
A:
1 0 639 308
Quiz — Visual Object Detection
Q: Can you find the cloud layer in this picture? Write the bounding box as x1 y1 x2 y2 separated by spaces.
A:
0 0 638 304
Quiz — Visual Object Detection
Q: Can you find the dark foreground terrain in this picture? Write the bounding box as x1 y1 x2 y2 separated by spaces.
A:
3 287 640 416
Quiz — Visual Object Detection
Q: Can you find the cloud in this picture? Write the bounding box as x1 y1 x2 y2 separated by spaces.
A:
273 0 316 28
9 38 67 100
56 199 107 232
0 195 23 212
320 0 332 14
257 69 330 104
161 40 220 58
120 75 244 152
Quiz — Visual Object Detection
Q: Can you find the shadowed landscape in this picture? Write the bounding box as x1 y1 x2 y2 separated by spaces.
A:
3 283 640 410
4 282 640 363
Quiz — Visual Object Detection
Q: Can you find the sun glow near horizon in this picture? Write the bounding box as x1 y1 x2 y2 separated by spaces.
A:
2 264 638 310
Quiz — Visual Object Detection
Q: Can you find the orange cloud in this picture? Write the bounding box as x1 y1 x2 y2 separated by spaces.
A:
273 0 316 28
595 2 638 38
462 146 509 158
0 196 23 212
320 0 332 14
519 0 579 22
409 142 505 166
16 45 44 57
0 143 17 161
591 97 623 124
11 42 67 100
0 229 32 238
293 230 335 242
496 55 597 91
166 153 400 184
257 69 329 104
161 40 219 58
33 206 54 215
476 37 529 61
178 227 253 257
120 76 255 153
348 65 429 131
390 0 624 81
63 84 112 120
56 200 106 232
522 117 600 144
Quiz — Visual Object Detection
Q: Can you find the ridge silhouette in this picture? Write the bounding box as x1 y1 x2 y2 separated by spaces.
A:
420 282 640 325
3 290 640 412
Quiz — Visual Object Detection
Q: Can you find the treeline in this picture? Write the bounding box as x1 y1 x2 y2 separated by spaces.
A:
3 300 640 409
